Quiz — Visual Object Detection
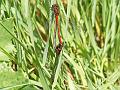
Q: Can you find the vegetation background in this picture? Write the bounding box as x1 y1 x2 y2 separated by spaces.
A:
0 0 120 90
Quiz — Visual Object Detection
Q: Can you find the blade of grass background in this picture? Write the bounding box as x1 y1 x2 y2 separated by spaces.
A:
32 18 48 65
71 0 80 22
111 0 120 59
21 0 29 18
0 22 31 54
42 40 49 65
1 1 51 89
98 66 120 90
63 52 87 87
0 83 30 90
29 80 42 88
52 52 64 89
0 64 30 90
37 4 48 19
37 67 50 90
74 40 90 60
28 1 55 89
14 0 28 71
23 0 48 77
22 50 29 74
79 1 98 54
58 0 66 16
78 25 88 49
0 18 15 61
67 72 76 90
0 20 35 74
92 0 97 27
34 50 51 90
0 47 16 61
21 0 35 47
102 0 106 27
1 0 10 16
85 71 95 90
31 1 55 89
114 23 120 60
87 67 104 78
61 0 72 42
15 16 23 71
0 0 2 7
102 2 111 57
42 0 54 65
107 66 120 84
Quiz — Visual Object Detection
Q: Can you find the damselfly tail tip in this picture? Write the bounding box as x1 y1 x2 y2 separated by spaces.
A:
55 43 63 55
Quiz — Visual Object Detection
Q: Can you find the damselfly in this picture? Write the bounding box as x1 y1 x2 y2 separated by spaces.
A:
52 4 63 55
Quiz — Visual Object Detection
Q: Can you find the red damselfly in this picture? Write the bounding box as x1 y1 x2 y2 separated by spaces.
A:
52 4 63 55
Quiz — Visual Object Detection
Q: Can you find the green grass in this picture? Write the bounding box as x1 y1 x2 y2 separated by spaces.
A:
0 0 120 90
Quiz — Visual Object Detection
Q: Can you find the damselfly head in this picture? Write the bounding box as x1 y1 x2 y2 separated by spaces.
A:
52 4 59 16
